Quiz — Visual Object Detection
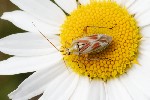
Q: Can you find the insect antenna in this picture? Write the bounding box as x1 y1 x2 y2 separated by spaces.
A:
32 22 59 52
32 22 71 72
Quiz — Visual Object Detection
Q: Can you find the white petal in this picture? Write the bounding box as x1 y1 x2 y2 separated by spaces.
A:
127 65 150 98
114 0 126 7
79 0 90 5
137 54 150 74
136 10 150 27
38 97 43 100
9 61 66 100
130 54 150 79
120 74 149 100
104 83 109 100
128 0 150 18
70 77 90 100
141 26 150 37
38 70 70 100
0 32 60 56
139 39 150 58
87 80 106 100
140 50 150 59
41 72 79 100
10 0 66 26
107 79 132 100
54 0 77 14
0 53 62 75
1 11 60 35
116 0 136 8
124 0 136 8
128 0 150 27
138 51 150 66
139 39 150 55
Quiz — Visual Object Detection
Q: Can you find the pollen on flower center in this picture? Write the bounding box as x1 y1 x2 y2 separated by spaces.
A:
60 1 141 81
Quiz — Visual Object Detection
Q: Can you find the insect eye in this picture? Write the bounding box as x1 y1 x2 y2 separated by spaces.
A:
77 44 79 48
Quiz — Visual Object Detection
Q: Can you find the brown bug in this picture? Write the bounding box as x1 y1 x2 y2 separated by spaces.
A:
33 23 113 58
66 26 112 56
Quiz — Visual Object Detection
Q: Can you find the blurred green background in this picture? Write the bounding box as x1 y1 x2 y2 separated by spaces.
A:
0 0 35 99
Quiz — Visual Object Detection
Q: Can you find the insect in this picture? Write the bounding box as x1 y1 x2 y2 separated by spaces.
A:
32 23 113 58
66 26 113 55
67 34 112 55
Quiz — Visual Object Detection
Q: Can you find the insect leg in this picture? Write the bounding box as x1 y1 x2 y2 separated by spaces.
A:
76 0 81 7
83 26 107 34
83 25 117 33
131 14 136 17
63 57 71 73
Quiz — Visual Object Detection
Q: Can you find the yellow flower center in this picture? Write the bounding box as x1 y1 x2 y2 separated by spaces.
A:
60 1 141 81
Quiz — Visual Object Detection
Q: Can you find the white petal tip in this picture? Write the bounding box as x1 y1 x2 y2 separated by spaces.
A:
8 90 18 100
1 14 5 20
1 12 10 20
8 93 14 99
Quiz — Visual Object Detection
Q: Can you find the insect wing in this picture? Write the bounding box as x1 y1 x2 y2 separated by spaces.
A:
69 34 112 55
79 42 91 52
90 34 112 53
92 42 101 50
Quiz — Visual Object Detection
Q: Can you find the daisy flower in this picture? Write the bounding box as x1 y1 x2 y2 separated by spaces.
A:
1 0 150 100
